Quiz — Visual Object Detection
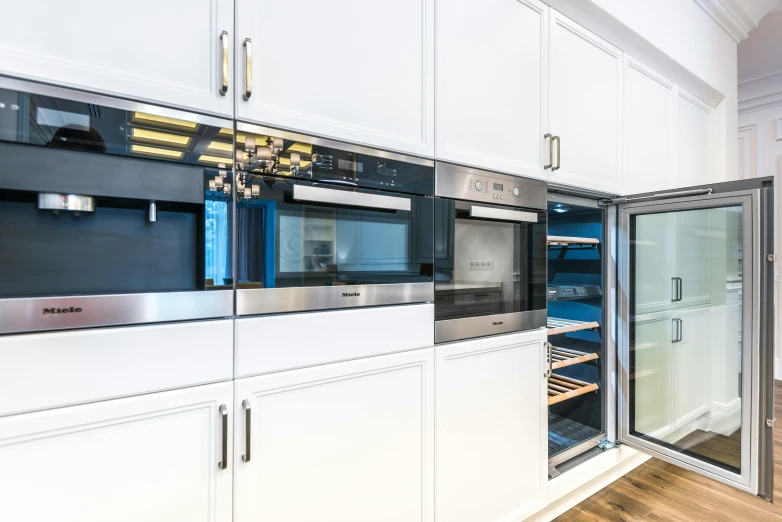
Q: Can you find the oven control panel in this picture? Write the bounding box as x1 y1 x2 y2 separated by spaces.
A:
435 163 547 210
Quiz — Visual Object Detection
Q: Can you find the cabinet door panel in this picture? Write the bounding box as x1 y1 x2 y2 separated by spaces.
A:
623 58 675 194
674 309 712 428
0 0 234 117
632 313 673 439
674 209 712 308
549 10 622 194
435 0 548 179
234 349 434 522
675 89 711 188
435 331 547 522
236 0 434 157
0 383 233 522
634 212 674 314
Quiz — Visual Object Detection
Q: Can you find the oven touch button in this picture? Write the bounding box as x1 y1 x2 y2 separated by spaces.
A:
475 181 483 191
513 187 520 197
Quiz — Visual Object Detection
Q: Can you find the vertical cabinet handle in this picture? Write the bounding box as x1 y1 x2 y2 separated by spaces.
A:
671 277 683 302
241 399 252 462
543 133 553 169
243 38 253 101
218 404 228 470
551 136 561 171
672 318 683 343
544 342 553 378
219 31 229 96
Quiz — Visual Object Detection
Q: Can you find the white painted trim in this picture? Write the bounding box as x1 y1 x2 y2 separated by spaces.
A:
530 447 650 521
739 66 782 86
738 124 757 179
738 90 782 114
690 0 756 42
777 118 782 141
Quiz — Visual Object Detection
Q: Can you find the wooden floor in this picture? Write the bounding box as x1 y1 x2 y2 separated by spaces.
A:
555 383 782 521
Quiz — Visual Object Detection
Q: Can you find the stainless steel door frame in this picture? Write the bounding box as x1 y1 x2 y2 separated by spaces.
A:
616 188 767 495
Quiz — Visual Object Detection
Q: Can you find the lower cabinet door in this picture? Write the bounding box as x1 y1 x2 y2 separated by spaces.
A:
0 382 233 522
435 331 547 522
673 308 712 428
234 348 435 522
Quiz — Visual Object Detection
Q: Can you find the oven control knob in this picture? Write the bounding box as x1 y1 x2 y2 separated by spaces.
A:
499 195 503 200
513 187 520 197
475 181 483 191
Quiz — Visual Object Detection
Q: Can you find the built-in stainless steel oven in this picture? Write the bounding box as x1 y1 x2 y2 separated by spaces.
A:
0 78 234 334
233 123 434 316
434 163 547 343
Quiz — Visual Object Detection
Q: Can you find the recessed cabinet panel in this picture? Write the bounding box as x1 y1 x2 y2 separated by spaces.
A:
0 0 234 117
673 309 711 427
623 58 675 194
0 383 233 522
632 313 673 438
633 212 674 314
234 349 434 522
549 10 622 194
235 0 434 156
675 89 711 188
435 0 547 179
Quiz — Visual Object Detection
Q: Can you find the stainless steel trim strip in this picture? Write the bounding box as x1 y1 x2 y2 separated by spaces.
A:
470 205 538 223
434 309 547 344
0 75 232 128
548 434 605 467
0 290 233 335
236 283 433 316
37 193 95 213
293 184 411 212
435 162 548 209
608 188 713 204
235 122 435 168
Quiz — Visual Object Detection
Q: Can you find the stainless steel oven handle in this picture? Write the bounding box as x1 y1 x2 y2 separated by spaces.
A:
293 184 411 212
469 205 538 223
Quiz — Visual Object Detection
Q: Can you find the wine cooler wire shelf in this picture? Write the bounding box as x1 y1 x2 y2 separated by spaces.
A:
547 235 601 248
547 317 601 336
547 374 599 406
548 346 599 369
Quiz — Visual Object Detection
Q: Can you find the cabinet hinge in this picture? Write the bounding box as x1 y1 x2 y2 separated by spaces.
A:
767 418 776 428
598 437 617 450
767 254 777 262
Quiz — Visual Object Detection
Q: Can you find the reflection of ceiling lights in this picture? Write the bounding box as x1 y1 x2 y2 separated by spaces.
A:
207 140 233 153
218 128 233 137
199 154 232 164
552 204 569 213
131 128 192 147
133 112 197 130
131 144 184 159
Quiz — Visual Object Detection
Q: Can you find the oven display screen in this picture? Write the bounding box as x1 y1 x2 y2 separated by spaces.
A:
493 183 503 191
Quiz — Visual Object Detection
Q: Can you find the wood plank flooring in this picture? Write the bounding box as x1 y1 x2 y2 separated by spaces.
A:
554 382 782 521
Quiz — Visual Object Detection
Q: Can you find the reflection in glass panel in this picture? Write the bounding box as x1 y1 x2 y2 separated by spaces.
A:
630 206 743 473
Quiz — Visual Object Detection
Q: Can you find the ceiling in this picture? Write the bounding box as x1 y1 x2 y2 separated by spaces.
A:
738 7 782 81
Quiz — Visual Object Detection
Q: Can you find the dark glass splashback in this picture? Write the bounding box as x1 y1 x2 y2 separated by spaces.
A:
0 87 233 298
233 129 434 290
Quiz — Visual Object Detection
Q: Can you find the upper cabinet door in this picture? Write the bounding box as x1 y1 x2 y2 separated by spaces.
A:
622 57 675 194
235 0 435 157
435 0 548 180
0 0 234 117
675 88 712 188
549 10 622 194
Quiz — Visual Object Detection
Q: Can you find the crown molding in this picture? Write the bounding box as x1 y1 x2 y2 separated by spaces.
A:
739 66 782 85
691 0 756 42
738 90 782 114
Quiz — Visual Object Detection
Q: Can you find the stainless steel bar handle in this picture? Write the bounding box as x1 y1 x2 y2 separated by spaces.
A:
672 318 683 343
543 133 553 169
671 277 682 302
218 404 228 470
219 31 229 96
544 342 553 378
293 184 411 212
469 205 538 223
552 136 561 171
241 399 252 463
243 38 253 100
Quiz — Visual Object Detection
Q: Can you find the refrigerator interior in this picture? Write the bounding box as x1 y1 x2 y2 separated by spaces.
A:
547 200 605 470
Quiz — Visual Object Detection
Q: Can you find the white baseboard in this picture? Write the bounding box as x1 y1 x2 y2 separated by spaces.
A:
528 446 650 521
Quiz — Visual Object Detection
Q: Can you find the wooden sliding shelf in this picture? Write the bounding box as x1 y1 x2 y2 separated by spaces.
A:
547 317 601 336
548 346 599 369
547 374 599 406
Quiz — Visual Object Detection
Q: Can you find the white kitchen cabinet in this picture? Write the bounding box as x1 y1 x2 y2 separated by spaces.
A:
435 0 548 179
0 0 234 117
673 209 712 309
673 308 712 428
235 0 434 157
548 10 622 194
234 348 435 522
622 57 675 194
435 330 547 522
633 212 675 315
632 312 674 439
674 88 712 188
0 382 233 522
